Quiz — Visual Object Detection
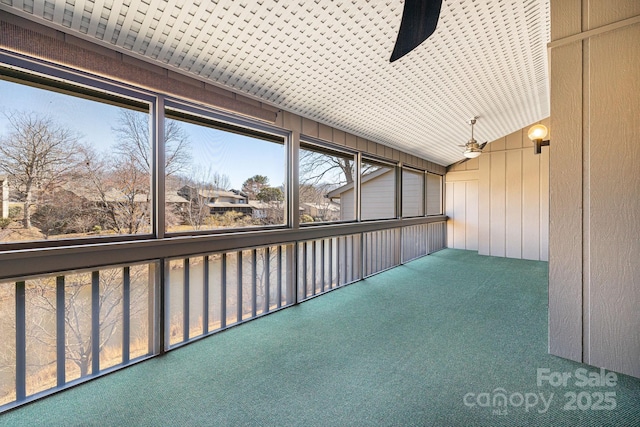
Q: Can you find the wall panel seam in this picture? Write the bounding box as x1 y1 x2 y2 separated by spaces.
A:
548 14 640 48
581 30 590 364
521 150 525 259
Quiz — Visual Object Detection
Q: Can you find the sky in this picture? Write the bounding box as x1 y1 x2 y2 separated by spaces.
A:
0 78 285 190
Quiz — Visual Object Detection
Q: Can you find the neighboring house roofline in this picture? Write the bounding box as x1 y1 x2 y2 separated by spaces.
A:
61 184 189 204
209 202 252 209
326 167 392 198
178 185 247 200
301 201 340 212
247 200 284 209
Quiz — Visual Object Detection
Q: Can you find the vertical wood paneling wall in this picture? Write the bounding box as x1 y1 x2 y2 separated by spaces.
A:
445 178 478 251
445 120 550 261
549 0 640 379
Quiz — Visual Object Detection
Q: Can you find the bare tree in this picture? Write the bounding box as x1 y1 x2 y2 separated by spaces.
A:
211 172 230 191
299 183 325 207
299 149 377 190
106 158 151 235
299 149 355 187
249 247 281 315
255 186 285 225
31 190 89 238
298 150 356 223
0 112 82 228
299 183 338 222
76 110 193 235
80 147 150 235
177 183 212 231
112 110 191 177
17 267 150 379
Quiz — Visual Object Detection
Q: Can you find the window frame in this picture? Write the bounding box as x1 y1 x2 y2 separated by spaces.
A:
401 166 426 218
359 155 399 222
0 58 158 250
162 99 292 236
298 136 359 226
426 172 444 216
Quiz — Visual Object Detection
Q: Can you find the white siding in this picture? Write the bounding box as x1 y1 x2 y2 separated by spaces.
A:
339 189 355 221
361 170 395 220
402 169 424 217
426 173 442 215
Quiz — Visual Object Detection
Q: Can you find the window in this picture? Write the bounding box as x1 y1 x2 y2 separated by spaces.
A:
360 159 396 220
164 110 286 232
402 168 425 217
299 143 356 223
0 76 151 244
426 172 443 215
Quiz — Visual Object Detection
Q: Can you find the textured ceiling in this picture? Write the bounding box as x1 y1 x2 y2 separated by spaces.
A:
0 0 550 166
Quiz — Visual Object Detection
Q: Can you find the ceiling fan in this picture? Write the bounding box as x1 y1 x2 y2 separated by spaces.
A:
459 117 487 159
390 0 444 62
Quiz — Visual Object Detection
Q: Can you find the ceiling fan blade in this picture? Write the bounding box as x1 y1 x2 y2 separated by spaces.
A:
390 0 443 63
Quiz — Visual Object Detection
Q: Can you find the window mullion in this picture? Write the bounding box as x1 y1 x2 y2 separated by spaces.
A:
155 96 166 239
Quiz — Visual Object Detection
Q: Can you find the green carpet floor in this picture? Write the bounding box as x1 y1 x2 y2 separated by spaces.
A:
1 249 639 426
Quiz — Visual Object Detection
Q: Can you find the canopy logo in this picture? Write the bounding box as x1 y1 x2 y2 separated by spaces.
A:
463 389 553 416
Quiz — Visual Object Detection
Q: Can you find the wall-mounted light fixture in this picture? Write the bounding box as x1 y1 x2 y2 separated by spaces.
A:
528 124 550 154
